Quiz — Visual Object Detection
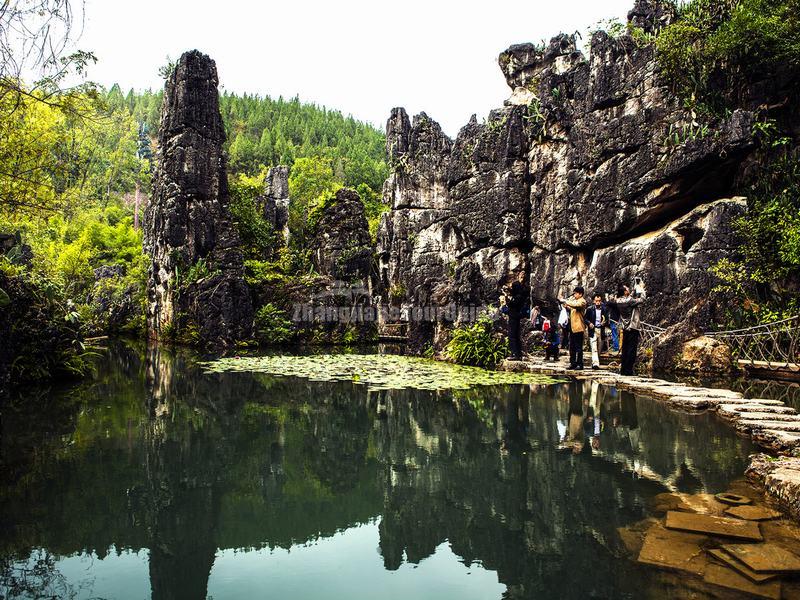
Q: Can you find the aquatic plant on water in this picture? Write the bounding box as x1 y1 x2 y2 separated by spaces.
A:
201 353 560 392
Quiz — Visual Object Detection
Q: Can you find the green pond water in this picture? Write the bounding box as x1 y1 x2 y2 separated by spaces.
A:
0 342 758 599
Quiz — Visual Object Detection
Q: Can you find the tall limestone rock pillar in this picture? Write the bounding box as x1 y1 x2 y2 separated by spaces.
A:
144 50 253 347
260 165 291 246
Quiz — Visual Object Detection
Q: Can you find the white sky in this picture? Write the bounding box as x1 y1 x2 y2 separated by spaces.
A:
80 0 633 136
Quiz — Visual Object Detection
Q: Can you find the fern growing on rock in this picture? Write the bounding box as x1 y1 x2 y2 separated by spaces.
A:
445 315 509 369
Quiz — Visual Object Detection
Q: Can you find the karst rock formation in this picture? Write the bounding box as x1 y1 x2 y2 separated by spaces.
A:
311 188 373 280
376 0 792 349
144 50 252 347
260 165 291 246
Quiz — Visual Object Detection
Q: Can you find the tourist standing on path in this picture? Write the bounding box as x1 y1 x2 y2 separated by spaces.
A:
607 281 647 376
607 299 620 353
543 318 560 361
584 293 607 370
558 286 587 370
530 306 544 331
503 280 528 361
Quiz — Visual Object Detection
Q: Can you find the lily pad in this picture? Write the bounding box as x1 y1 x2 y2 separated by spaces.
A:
201 353 561 392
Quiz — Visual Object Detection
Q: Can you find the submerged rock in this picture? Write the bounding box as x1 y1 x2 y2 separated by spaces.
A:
748 455 800 521
143 50 252 347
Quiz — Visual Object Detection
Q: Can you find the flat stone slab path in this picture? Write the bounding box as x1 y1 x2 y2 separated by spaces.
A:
721 543 800 574
703 562 782 599
725 505 782 521
501 354 800 524
708 549 779 583
500 355 800 455
665 510 764 541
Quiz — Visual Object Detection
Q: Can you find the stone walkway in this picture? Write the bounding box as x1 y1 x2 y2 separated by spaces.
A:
500 353 800 520
500 354 800 454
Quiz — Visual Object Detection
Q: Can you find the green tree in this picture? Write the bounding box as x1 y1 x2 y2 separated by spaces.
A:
287 157 343 243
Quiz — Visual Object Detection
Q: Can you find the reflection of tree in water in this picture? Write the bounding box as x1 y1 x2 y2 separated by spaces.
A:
0 343 755 599
0 551 78 600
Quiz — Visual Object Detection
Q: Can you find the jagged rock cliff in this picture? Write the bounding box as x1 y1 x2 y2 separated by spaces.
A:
144 50 252 347
377 1 775 350
311 188 373 280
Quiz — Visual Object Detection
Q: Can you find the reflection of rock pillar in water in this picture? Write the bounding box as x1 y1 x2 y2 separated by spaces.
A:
141 344 221 600
147 487 219 600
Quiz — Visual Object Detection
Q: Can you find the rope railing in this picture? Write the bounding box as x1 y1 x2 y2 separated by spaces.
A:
610 320 665 350
638 322 666 349
705 315 800 369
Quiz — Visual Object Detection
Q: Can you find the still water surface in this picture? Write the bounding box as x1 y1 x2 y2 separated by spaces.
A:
0 342 757 599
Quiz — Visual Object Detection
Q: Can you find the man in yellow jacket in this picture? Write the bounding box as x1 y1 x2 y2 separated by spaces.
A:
558 286 587 370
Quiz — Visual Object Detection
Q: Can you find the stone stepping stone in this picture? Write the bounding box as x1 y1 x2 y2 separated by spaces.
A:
720 403 796 412
734 412 800 423
637 525 708 575
721 543 800 573
736 419 800 434
720 399 788 407
658 386 744 399
718 405 797 420
704 388 746 399
667 396 714 410
707 548 779 583
725 505 782 521
703 562 781 599
665 510 763 541
752 430 800 452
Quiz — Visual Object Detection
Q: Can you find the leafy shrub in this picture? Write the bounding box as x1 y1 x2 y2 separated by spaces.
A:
655 0 800 113
388 284 406 303
182 259 212 285
0 263 97 386
289 156 343 243
255 303 294 345
244 248 317 288
711 148 800 326
356 182 388 242
229 171 278 259
446 315 509 369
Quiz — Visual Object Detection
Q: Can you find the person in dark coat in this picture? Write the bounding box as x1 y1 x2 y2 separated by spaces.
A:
503 280 528 361
607 281 647 376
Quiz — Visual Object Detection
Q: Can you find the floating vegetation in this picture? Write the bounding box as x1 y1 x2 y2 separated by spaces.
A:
201 354 562 392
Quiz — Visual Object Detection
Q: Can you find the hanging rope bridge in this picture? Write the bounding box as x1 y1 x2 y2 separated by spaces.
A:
705 315 800 372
